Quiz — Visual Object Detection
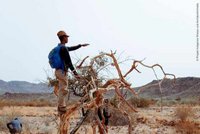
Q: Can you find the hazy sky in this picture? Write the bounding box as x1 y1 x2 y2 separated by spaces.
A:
0 0 199 86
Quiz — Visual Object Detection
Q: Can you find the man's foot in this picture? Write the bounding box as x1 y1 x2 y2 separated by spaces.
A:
58 106 67 114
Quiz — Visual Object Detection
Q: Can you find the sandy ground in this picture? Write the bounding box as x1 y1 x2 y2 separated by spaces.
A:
0 106 200 134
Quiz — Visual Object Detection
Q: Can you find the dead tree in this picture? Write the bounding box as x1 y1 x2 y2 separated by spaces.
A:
48 51 175 134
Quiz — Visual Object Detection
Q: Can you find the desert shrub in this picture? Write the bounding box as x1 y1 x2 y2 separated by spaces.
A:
158 100 176 106
174 106 194 121
180 100 199 106
110 96 120 108
175 97 181 101
174 106 200 134
109 108 129 126
84 107 129 126
175 120 199 134
128 97 152 108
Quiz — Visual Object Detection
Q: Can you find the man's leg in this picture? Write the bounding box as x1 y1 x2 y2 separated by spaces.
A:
55 69 68 113
9 129 16 134
105 119 109 133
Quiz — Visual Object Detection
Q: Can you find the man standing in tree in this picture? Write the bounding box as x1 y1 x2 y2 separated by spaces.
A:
54 30 89 114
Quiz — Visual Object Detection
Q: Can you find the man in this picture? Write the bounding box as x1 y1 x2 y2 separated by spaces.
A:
7 118 22 134
55 30 89 114
97 99 112 133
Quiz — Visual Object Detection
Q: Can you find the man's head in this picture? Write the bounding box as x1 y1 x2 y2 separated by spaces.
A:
104 99 109 104
57 30 69 44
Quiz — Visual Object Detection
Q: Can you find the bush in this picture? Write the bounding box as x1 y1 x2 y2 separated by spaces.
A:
175 97 181 101
174 106 194 122
110 96 120 108
175 120 199 134
128 97 153 108
174 106 200 133
84 107 130 126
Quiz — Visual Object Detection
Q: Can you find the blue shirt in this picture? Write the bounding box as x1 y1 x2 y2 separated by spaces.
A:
7 118 22 132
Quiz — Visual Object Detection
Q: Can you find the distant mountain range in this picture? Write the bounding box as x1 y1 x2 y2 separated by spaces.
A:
0 77 200 99
0 80 50 94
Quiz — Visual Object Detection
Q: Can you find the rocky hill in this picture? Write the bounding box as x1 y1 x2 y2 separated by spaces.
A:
136 77 200 99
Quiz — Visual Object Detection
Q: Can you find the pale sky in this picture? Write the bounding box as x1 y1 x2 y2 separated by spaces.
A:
0 0 199 86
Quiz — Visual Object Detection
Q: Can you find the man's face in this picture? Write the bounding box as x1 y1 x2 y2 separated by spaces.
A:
63 35 69 43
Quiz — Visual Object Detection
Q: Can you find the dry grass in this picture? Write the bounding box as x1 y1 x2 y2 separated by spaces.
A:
3 105 63 133
0 116 8 131
174 106 199 134
0 99 55 107
0 106 22 131
22 124 31 134
174 106 194 121
175 120 200 134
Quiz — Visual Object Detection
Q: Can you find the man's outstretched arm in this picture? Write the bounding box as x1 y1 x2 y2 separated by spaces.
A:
68 44 89 51
67 45 81 51
7 123 12 129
